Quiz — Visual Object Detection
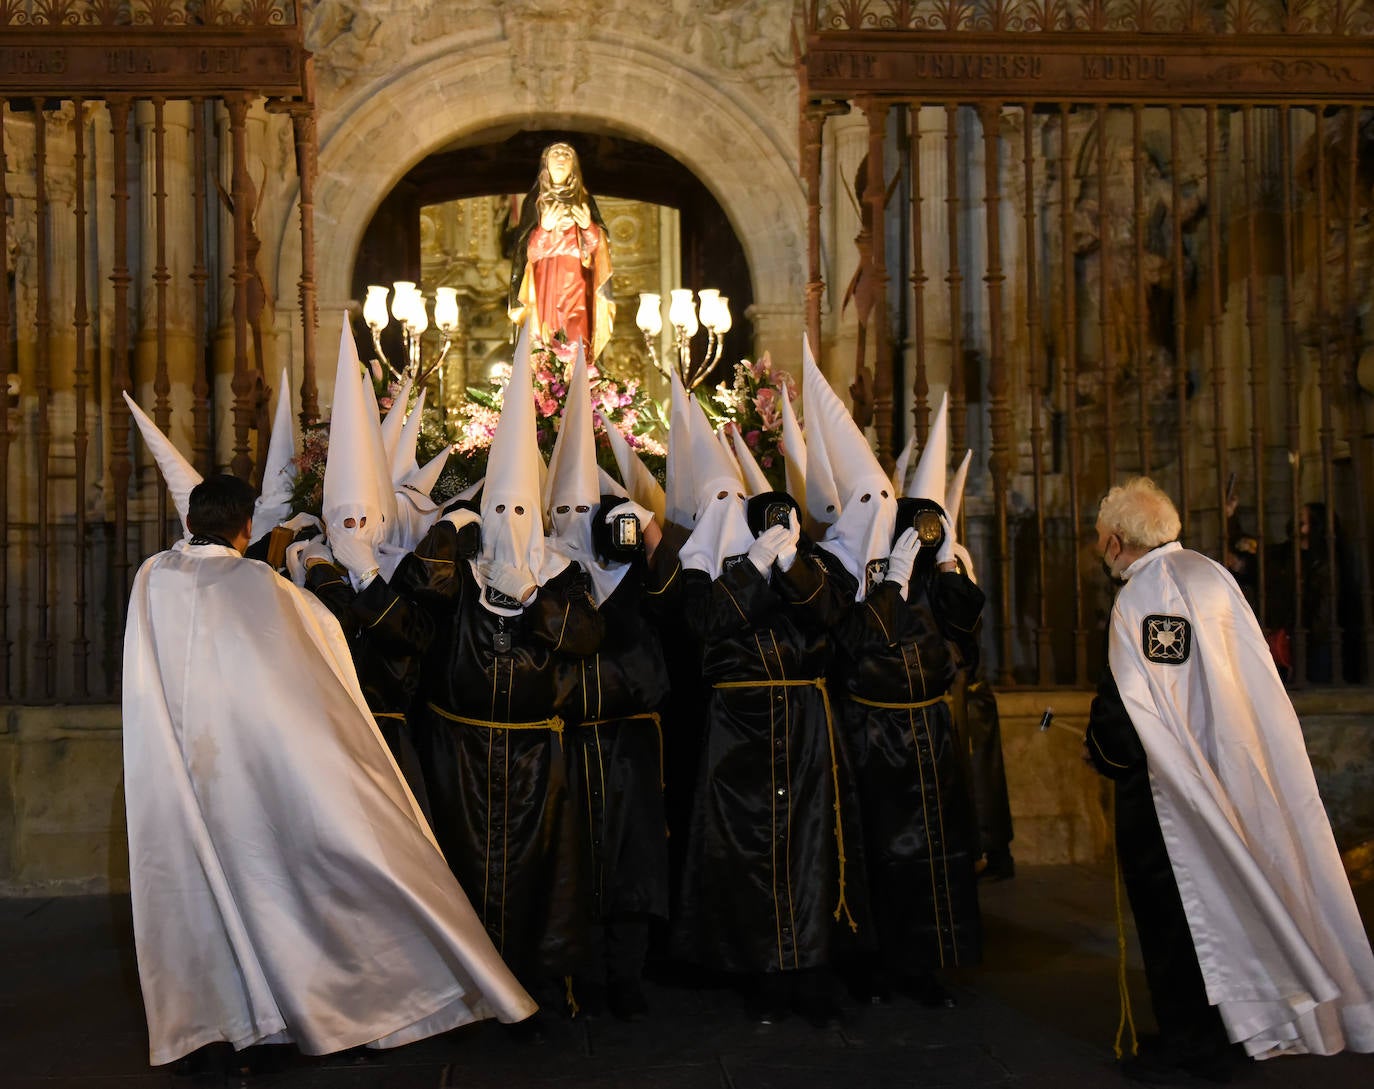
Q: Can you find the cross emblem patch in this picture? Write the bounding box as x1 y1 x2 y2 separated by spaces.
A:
1142 614 1191 665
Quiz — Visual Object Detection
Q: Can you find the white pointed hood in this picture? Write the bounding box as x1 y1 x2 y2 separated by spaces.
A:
392 440 451 553
545 344 628 605
778 377 807 512
390 386 426 488
123 391 203 537
599 411 666 523
800 337 842 529
908 392 949 509
379 375 413 476
728 423 772 496
664 369 698 532
598 467 628 498
716 427 748 488
323 315 393 544
478 325 568 614
679 391 754 580
359 369 400 533
806 342 896 600
891 431 917 497
946 447 972 525
251 369 297 541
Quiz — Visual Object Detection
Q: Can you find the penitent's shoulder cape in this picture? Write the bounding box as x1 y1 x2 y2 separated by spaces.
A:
1108 542 1374 1059
122 542 535 1066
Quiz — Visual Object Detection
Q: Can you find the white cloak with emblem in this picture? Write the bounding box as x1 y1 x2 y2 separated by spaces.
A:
123 540 536 1066
1109 542 1374 1058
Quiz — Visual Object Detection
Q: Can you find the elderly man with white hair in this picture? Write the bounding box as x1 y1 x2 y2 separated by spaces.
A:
1085 477 1374 1083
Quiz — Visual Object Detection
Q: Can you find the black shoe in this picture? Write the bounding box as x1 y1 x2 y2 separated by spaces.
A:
607 977 649 1022
1121 1037 1236 1085
794 985 844 1029
505 1014 549 1046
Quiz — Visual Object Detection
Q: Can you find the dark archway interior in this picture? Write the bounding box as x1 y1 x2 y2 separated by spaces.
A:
352 128 755 375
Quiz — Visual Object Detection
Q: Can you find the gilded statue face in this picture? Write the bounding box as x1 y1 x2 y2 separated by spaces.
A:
545 144 576 186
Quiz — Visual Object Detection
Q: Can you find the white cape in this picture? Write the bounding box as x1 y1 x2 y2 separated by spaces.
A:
1109 543 1374 1058
122 542 536 1065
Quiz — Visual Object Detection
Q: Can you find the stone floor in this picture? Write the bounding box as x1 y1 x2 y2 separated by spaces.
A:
2 866 1371 1088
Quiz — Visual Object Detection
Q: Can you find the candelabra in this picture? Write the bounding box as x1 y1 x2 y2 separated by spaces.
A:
635 288 732 391
362 281 460 389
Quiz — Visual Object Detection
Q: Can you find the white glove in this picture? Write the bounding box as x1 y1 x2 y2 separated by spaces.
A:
480 561 535 604
886 527 920 593
285 539 328 586
280 512 322 536
604 499 655 531
775 510 802 572
443 507 481 533
935 513 956 566
330 531 381 590
747 523 791 576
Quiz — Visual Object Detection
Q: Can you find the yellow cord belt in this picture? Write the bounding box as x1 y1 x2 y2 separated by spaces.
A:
425 702 565 736
573 711 665 788
849 692 949 711
712 676 856 932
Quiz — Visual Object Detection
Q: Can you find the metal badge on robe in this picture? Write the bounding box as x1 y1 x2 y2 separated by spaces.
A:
1142 614 1191 664
865 558 889 596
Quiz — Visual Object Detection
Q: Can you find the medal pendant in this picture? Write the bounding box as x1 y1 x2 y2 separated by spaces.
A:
493 629 513 654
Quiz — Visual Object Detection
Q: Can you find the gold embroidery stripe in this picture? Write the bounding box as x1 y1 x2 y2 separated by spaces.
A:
850 692 949 710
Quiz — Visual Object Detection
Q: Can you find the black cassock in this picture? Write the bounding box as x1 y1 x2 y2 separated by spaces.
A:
671 552 854 975
392 521 605 985
821 552 985 974
304 561 435 817
563 567 671 926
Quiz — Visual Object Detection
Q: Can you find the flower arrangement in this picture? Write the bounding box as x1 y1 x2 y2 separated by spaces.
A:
453 345 666 488
707 352 797 492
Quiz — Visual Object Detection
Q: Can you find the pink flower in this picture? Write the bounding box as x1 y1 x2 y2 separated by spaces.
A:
745 429 762 448
761 455 774 468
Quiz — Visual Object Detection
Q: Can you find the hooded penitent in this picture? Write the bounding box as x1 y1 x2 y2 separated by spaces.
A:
664 369 698 533
250 369 297 542
599 411 666 523
778 378 808 517
944 447 975 579
323 315 394 553
678 390 755 580
545 344 629 605
804 343 895 600
800 336 842 532
389 387 450 553
728 423 772 497
906 392 950 513
379 375 414 479
477 325 569 615
890 430 916 498
123 391 203 537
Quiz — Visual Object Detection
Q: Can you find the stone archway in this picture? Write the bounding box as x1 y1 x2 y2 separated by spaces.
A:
277 36 807 399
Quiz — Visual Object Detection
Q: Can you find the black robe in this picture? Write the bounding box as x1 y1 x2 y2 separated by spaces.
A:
303 561 435 815
392 521 605 985
672 553 852 975
823 552 986 973
563 567 671 924
1085 667 1229 1059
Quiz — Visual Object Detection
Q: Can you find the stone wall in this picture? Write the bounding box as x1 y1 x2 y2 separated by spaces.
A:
3 692 1369 896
